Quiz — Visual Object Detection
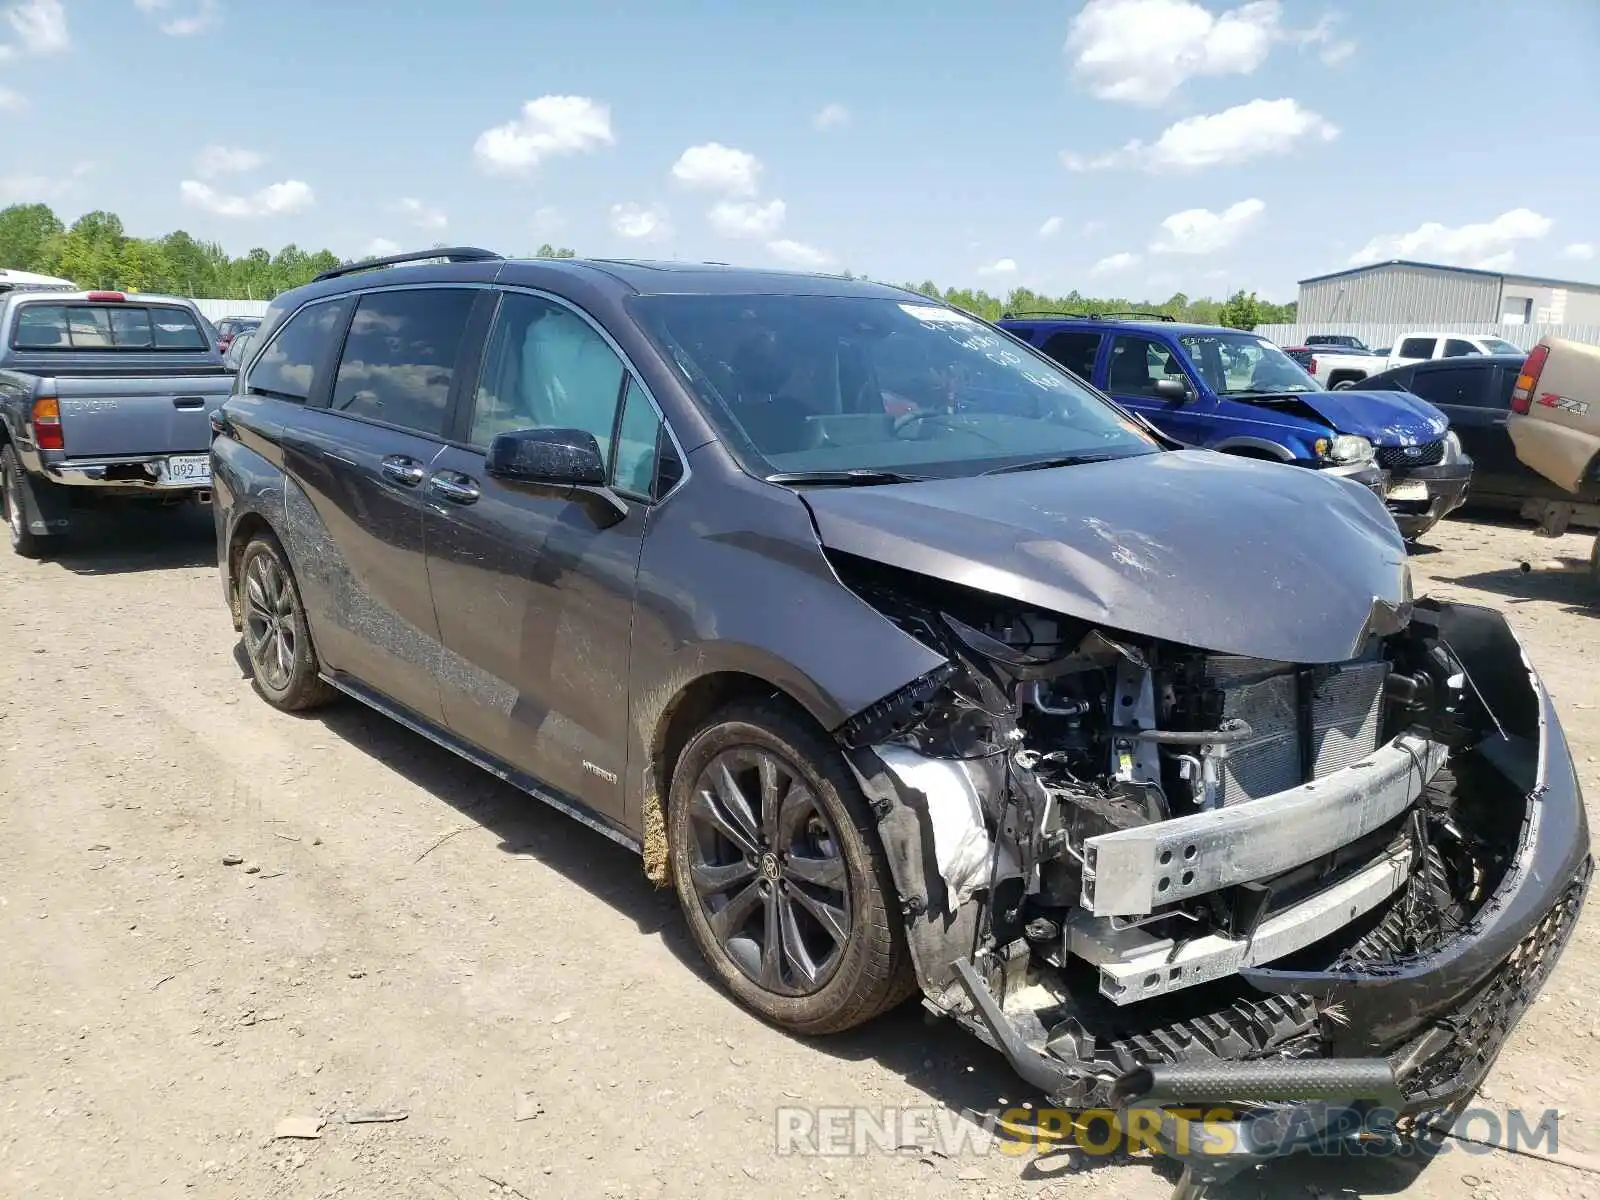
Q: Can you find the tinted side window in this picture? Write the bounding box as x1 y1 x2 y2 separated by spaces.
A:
1398 337 1437 359
1041 331 1103 380
468 292 626 461
1106 334 1183 397
248 298 352 402
1406 366 1492 408
1442 338 1480 358
331 288 476 437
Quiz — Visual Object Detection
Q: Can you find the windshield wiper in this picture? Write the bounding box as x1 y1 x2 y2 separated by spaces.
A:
982 451 1130 475
763 468 924 486
1223 386 1316 396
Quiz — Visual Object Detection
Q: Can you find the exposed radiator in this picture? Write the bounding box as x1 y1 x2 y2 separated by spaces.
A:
1202 656 1388 806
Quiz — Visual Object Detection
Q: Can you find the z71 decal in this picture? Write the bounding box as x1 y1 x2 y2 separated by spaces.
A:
1538 392 1591 416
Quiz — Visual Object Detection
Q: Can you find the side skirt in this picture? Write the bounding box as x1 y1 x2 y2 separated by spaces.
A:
320 673 643 855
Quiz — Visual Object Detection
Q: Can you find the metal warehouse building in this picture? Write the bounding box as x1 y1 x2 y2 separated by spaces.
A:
1296 259 1600 327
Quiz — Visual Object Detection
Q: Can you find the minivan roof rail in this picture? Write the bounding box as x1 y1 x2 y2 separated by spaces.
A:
313 246 503 282
998 310 1177 322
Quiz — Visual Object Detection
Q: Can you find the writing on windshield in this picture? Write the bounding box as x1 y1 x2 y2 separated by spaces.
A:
1179 333 1319 394
631 293 1158 478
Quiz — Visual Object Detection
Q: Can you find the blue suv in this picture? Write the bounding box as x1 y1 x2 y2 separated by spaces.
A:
997 313 1472 540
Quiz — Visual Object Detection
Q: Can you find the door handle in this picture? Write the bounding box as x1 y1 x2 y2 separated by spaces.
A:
428 472 481 505
379 455 427 487
173 396 206 410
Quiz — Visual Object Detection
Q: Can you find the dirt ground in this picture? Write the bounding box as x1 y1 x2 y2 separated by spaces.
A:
2 505 1598 1200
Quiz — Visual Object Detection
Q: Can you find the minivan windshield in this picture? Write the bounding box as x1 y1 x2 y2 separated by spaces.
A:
1179 331 1321 395
630 294 1158 479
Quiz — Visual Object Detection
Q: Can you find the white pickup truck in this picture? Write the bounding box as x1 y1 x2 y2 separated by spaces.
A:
1299 331 1526 390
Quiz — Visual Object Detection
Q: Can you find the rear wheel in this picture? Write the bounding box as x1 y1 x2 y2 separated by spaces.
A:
667 700 915 1034
1332 379 1360 390
238 533 336 712
2 445 54 559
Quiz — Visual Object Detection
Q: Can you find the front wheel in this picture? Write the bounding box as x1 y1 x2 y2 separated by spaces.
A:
2 445 54 559
238 533 336 712
667 701 915 1035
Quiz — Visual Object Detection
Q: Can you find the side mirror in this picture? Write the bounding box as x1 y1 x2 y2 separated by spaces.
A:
485 427 629 522
486 427 606 487
1153 377 1189 400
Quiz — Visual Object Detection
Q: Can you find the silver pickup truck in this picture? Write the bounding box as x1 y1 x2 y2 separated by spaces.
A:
0 289 235 557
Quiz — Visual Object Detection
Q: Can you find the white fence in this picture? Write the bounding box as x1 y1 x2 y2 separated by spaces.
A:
1256 322 1600 352
192 298 271 321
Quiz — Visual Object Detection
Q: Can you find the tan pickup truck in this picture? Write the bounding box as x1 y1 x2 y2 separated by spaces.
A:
1506 335 1600 579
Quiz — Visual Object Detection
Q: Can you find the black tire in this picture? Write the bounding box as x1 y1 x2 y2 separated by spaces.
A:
1331 379 1360 390
237 532 336 712
667 699 916 1035
2 444 54 559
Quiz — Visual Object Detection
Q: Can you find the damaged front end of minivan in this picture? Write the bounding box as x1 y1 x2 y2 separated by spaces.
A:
823 548 1590 1195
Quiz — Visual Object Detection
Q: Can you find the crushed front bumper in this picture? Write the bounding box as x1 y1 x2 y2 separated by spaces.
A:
1386 460 1473 540
946 603 1590 1194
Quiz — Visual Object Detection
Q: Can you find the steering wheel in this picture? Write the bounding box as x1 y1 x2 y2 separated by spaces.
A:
892 410 1003 447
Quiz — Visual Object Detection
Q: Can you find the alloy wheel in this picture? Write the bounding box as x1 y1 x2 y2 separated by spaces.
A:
243 552 297 692
686 747 852 996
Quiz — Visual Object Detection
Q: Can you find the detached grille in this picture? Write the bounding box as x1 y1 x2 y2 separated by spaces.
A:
1378 441 1445 468
1204 656 1389 806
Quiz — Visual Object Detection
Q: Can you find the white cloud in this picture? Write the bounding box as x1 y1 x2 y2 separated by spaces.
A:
1151 198 1265 254
1065 0 1280 106
1348 208 1553 270
134 0 220 36
812 103 851 131
0 85 24 111
1039 216 1064 238
670 143 761 196
7 0 68 54
1082 219 1108 237
474 96 614 176
530 206 566 237
0 161 92 202
609 201 671 241
1090 252 1140 274
1296 13 1356 65
767 239 834 269
977 257 1018 278
391 197 448 232
1563 242 1595 262
179 178 315 218
707 198 786 240
364 237 402 257
194 144 264 178
1064 98 1337 173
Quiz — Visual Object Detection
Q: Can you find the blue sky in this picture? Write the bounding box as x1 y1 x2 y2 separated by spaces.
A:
2 0 1598 300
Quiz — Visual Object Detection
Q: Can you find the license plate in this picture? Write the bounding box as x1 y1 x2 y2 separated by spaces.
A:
1386 480 1430 501
165 454 212 484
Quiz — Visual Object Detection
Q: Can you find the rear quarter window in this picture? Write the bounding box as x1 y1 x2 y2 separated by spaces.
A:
11 302 207 350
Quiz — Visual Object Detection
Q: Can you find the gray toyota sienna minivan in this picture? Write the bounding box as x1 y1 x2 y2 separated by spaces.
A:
211 247 1588 1192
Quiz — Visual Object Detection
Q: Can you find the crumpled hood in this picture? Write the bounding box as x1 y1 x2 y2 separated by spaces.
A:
803 450 1411 664
1291 388 1450 447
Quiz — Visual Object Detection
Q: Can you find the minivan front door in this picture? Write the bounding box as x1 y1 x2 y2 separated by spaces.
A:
423 291 663 822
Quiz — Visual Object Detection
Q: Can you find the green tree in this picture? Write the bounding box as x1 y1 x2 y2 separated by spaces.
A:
534 243 575 259
0 203 65 274
1218 289 1264 330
